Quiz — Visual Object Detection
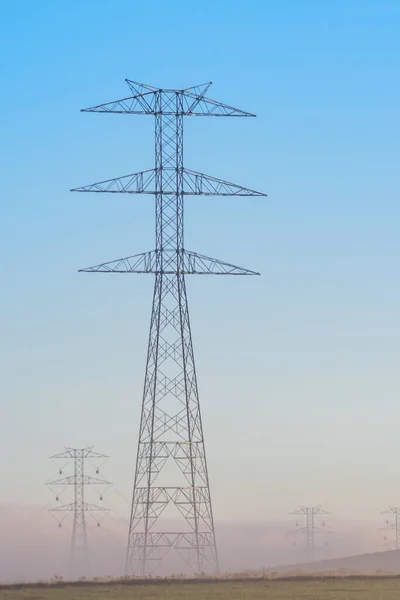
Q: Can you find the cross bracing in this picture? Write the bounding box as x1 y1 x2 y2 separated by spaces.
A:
73 80 266 576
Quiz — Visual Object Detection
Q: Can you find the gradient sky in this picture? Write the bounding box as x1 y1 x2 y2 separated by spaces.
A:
1 0 399 527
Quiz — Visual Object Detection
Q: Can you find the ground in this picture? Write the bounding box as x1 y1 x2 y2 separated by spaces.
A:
2 578 400 600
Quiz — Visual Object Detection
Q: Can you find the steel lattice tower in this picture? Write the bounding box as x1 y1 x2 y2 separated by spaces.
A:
290 506 331 562
48 447 110 578
381 507 400 549
72 80 266 576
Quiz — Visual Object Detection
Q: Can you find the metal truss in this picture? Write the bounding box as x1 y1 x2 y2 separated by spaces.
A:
80 80 255 117
71 168 265 196
380 506 400 550
78 249 259 275
48 447 110 579
73 80 266 576
289 506 331 562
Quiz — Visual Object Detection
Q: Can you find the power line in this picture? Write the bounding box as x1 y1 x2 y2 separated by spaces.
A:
72 79 266 576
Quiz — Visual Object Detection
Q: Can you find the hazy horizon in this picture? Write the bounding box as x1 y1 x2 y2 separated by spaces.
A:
0 503 390 582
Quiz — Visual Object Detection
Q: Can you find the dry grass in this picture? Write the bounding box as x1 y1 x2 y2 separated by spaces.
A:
2 577 400 600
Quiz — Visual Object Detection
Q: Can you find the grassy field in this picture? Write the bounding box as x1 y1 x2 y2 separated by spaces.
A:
2 578 400 600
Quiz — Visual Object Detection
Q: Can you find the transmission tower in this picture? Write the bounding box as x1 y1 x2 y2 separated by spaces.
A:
48 447 111 578
381 507 400 549
290 506 331 562
71 79 266 576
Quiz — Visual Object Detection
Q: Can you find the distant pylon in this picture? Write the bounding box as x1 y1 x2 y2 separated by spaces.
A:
47 447 111 578
380 507 400 550
289 505 331 562
72 79 266 576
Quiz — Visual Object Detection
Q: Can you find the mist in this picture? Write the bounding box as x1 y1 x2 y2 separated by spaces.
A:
0 504 385 582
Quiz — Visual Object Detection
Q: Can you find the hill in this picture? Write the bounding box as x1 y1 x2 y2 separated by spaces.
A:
276 548 400 575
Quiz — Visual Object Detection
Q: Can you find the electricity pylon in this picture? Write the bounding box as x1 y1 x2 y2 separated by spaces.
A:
381 507 400 549
290 506 331 562
48 447 110 578
72 79 266 576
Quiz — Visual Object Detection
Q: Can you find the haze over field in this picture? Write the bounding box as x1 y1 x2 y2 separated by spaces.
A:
0 504 390 582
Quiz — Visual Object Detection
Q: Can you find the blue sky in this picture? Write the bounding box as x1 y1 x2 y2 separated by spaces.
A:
1 0 399 525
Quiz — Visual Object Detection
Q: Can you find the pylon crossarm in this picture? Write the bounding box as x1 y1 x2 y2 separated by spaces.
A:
382 507 400 514
290 506 330 515
71 167 265 197
82 90 158 114
79 249 259 275
50 502 109 512
183 250 259 275
182 169 266 196
81 80 255 117
180 90 255 117
71 169 156 194
47 475 111 486
79 250 157 273
50 447 108 460
50 502 75 512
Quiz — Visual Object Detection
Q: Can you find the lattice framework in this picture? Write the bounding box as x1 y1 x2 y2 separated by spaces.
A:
73 80 266 575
